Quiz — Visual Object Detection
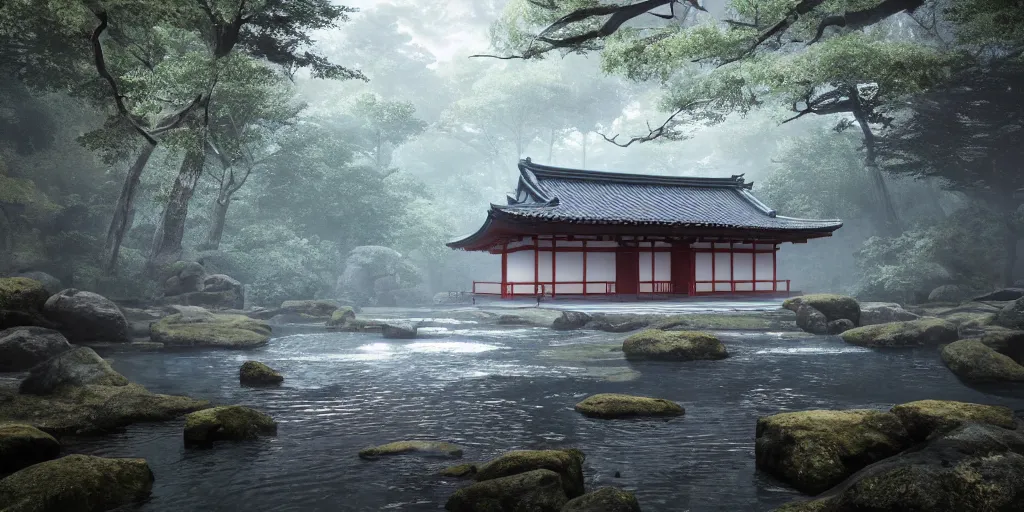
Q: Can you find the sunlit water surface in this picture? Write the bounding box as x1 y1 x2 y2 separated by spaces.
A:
71 320 1024 512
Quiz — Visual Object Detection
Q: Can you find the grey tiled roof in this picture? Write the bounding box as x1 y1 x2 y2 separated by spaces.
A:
491 159 843 232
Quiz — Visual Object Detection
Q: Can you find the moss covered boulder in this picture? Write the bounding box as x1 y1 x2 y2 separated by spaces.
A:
0 424 60 474
994 296 1024 329
772 423 1024 512
0 454 154 512
42 289 131 344
445 468 568 512
0 326 71 372
755 409 912 494
0 277 49 313
971 328 1024 362
358 440 464 460
890 399 1017 442
475 449 586 499
239 361 283 386
19 347 128 395
326 307 356 328
151 312 271 349
940 339 1024 382
783 294 860 325
622 329 728 361
574 393 684 419
183 405 277 447
562 487 642 512
439 463 479 478
840 318 958 348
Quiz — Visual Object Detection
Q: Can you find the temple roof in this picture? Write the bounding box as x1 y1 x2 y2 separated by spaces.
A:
448 159 843 250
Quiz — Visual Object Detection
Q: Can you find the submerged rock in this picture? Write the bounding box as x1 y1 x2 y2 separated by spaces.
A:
774 423 1024 512
574 393 684 419
552 311 592 331
358 440 464 460
42 289 131 344
475 449 586 499
0 454 154 512
381 322 417 339
0 424 60 474
783 294 860 325
890 399 1017 442
755 409 912 495
440 463 479 478
622 329 728 361
151 312 271 349
239 361 283 386
19 347 129 395
858 302 919 326
183 405 277 447
940 339 1024 382
562 487 642 512
840 318 958 348
0 326 71 372
445 468 568 512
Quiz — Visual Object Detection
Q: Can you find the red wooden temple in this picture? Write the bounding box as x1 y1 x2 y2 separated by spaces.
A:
448 159 843 299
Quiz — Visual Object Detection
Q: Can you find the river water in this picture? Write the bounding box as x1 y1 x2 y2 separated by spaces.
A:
70 312 1024 512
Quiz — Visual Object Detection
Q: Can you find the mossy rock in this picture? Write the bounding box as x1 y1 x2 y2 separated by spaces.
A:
445 468 568 512
326 307 356 327
239 361 283 386
840 318 958 348
475 449 586 499
18 347 129 395
358 440 464 460
183 405 277 447
0 382 209 437
0 423 60 474
151 313 271 349
755 409 912 494
0 454 153 512
439 463 478 478
783 294 860 325
622 329 728 361
890 399 1017 442
940 339 1024 382
280 300 341 319
941 311 996 330
968 327 1024 364
0 277 48 312
574 393 684 419
562 487 642 512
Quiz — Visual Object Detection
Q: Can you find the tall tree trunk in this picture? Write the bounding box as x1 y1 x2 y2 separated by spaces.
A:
105 142 156 273
149 147 206 271
851 95 900 235
199 191 231 251
581 131 587 168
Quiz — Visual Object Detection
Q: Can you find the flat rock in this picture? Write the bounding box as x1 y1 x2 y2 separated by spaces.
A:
840 318 958 348
358 440 463 460
890 399 1017 442
562 487 642 512
574 393 684 419
622 329 728 361
0 454 154 512
151 313 271 349
0 327 71 372
42 289 131 344
183 405 277 447
755 409 912 494
0 423 60 474
445 469 568 512
941 339 1024 382
19 347 128 395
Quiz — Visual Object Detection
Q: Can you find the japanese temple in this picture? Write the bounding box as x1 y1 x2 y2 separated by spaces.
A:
448 158 843 299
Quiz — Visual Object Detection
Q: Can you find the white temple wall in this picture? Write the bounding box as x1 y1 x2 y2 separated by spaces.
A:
507 250 536 294
638 251 672 292
585 253 616 293
756 251 778 290
694 252 713 292
733 253 754 291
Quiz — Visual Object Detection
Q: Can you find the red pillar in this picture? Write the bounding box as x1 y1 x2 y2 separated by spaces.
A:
773 244 778 292
552 239 558 297
582 240 588 296
533 237 539 295
501 243 508 298
729 242 735 293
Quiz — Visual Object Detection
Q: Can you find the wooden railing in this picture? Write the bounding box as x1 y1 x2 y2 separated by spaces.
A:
639 281 673 294
692 279 791 294
472 281 616 298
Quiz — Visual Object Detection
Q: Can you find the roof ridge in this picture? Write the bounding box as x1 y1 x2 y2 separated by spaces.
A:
519 158 752 189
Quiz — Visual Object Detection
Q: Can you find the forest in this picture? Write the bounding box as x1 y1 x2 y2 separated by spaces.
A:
0 0 1020 307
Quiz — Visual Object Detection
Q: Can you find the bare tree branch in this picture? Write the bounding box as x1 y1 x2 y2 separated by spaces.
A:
598 99 711 147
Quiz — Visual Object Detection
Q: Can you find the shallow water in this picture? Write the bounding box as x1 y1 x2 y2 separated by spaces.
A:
71 320 1024 512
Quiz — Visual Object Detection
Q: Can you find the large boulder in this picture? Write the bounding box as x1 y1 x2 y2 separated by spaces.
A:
928 284 972 303
574 393 684 419
151 311 271 349
940 339 1024 382
795 305 828 334
783 294 860 326
562 487 642 512
890 399 1017 442
0 454 154 512
0 277 49 313
325 307 356 328
381 321 418 339
840 318 958 348
994 296 1024 329
858 302 919 326
337 246 421 307
239 361 283 386
183 405 277 447
0 327 71 372
162 261 206 296
773 423 1024 512
970 327 1024 363
755 409 912 494
474 449 586 499
0 424 60 474
358 440 464 460
19 347 129 395
552 311 592 331
445 469 568 512
622 330 728 361
42 289 131 344
10 271 61 295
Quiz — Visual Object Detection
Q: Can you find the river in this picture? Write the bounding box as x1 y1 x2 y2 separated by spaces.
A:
70 308 1024 512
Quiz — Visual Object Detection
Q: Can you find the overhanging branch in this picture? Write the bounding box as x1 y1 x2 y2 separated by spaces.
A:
598 99 711 147
808 0 926 44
